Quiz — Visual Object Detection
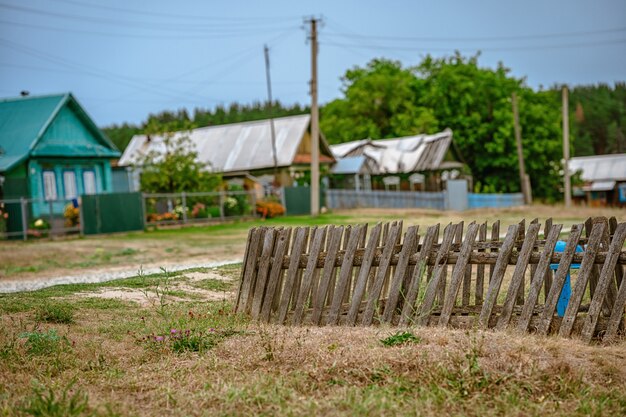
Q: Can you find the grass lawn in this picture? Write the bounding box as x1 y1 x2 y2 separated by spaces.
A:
2 204 624 280
1 264 625 417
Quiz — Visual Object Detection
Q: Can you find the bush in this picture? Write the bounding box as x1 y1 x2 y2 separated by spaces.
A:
20 329 71 356
63 204 80 227
35 303 75 324
21 382 89 417
256 200 285 218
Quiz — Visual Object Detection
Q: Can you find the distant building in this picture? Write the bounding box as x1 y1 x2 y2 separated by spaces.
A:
119 114 335 193
569 153 626 207
0 93 120 213
329 129 464 191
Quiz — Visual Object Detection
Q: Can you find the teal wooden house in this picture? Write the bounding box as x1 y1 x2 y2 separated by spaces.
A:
0 93 120 216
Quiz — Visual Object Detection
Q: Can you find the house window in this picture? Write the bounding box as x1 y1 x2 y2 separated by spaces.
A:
83 171 96 195
43 171 57 201
63 171 77 199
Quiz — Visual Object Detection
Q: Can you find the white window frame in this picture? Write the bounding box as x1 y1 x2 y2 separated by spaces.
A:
83 170 97 195
63 171 77 199
43 170 57 201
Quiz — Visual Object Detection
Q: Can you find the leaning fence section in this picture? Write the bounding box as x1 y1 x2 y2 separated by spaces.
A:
235 216 626 343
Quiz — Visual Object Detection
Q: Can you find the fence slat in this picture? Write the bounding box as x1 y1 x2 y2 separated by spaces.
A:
399 224 439 326
536 224 583 336
361 223 402 325
478 224 519 328
292 227 327 325
276 227 309 324
347 223 383 325
495 222 540 330
235 227 256 312
418 223 457 326
236 228 264 314
609 217 624 289
558 223 605 337
475 221 487 305
517 224 562 332
259 228 292 322
311 227 345 325
327 225 365 325
251 228 278 319
489 220 500 283
606 231 626 341
580 223 626 342
439 222 479 327
543 218 554 302
382 226 419 323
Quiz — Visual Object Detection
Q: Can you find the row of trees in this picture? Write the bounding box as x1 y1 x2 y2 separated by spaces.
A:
103 54 626 201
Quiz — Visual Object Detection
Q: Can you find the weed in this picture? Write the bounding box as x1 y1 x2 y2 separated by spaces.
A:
138 266 172 318
20 329 71 356
21 381 88 417
35 303 75 324
380 331 422 347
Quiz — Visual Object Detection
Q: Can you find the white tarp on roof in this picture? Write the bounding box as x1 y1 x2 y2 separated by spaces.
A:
119 114 313 173
569 153 626 182
330 129 455 174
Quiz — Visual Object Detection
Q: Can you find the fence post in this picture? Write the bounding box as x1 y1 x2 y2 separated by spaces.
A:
219 191 225 220
141 193 147 226
20 197 27 241
181 192 188 224
250 190 257 217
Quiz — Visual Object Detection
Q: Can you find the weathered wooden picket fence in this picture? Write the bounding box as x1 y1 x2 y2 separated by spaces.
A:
235 217 626 343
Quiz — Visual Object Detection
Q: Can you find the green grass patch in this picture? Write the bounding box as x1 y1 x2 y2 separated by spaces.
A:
380 331 422 347
34 303 75 324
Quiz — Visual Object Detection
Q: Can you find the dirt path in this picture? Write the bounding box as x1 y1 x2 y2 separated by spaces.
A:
0 258 241 293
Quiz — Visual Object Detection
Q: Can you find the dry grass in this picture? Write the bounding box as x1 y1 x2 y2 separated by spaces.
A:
1 265 625 417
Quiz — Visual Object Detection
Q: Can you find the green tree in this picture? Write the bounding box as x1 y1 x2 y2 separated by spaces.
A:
320 59 438 143
136 121 221 193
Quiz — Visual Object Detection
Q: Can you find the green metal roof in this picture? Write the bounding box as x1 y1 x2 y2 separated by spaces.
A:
0 93 120 172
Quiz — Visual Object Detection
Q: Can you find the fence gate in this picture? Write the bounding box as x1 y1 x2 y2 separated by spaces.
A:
235 216 626 343
82 192 144 235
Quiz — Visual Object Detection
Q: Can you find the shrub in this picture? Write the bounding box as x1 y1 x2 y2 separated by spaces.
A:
20 329 71 355
35 303 75 324
256 200 285 218
63 204 80 227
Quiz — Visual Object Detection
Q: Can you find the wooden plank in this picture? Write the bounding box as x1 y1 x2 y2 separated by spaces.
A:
417 223 457 326
517 224 562 333
347 223 383 325
439 222 479 327
585 218 598 300
276 228 309 324
399 224 439 326
558 223 605 337
475 222 487 305
236 227 263 314
259 228 292 322
536 224 584 335
251 228 278 319
517 219 526 242
495 222 541 330
382 226 419 323
529 219 539 299
310 227 344 325
361 223 402 325
235 227 257 312
292 227 327 325
327 225 365 325
477 224 520 328
581 223 626 342
543 218 554 302
489 220 500 283
345 224 368 304
453 221 463 307
609 217 624 288
383 221 402 299
606 251 626 341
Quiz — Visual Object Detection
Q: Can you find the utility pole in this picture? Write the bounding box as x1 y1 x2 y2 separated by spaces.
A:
308 17 320 216
264 45 278 173
562 86 572 207
512 92 530 204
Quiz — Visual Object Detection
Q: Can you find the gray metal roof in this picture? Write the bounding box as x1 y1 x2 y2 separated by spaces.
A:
119 114 331 173
569 153 626 182
331 156 373 174
330 129 454 174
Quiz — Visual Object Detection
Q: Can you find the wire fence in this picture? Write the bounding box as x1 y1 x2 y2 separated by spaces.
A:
0 197 81 240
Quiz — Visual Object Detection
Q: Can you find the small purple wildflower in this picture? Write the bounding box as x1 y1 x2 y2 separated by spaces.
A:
154 336 165 342
209 328 216 333
170 329 179 334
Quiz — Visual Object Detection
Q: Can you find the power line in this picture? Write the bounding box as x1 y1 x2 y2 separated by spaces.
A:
321 38 626 53
323 26 626 43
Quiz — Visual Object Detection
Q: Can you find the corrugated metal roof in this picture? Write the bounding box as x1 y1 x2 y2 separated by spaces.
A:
332 156 369 174
569 153 626 182
120 114 334 173
330 129 454 174
0 93 119 172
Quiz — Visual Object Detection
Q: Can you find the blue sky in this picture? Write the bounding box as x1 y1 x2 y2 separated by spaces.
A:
1 0 625 126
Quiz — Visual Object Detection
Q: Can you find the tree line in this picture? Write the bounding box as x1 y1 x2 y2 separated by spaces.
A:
102 54 626 201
